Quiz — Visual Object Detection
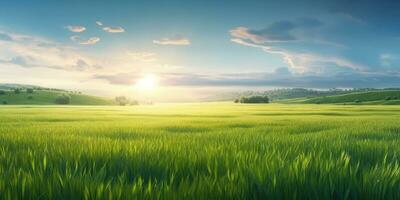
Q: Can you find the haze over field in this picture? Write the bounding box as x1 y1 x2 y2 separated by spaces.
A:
1 0 400 101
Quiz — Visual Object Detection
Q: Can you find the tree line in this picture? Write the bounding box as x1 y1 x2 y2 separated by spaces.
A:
234 95 270 104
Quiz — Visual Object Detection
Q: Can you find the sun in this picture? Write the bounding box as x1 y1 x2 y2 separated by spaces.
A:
135 74 158 90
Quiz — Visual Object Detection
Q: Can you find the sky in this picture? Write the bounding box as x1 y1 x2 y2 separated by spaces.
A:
0 0 400 101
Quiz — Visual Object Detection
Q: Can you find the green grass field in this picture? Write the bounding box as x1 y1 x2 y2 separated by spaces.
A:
0 103 400 199
0 90 114 105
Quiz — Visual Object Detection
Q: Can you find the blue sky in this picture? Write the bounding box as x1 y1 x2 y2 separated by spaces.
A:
0 0 400 100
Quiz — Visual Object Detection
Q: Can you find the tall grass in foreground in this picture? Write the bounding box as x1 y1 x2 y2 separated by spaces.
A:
0 103 399 199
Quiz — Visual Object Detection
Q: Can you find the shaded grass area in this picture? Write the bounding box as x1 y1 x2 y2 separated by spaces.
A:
0 103 400 199
0 90 114 105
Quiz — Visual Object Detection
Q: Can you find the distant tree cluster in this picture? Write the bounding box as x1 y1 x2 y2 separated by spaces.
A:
55 94 71 104
385 96 399 101
115 96 139 106
0 90 5 95
131 100 139 105
28 87 82 94
115 96 129 106
27 88 34 93
235 95 269 104
9 88 35 95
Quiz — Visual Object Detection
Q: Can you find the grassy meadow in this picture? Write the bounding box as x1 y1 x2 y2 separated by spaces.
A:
0 103 400 199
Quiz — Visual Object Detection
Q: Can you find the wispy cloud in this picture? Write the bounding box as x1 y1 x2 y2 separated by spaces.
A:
229 18 367 73
153 35 191 45
232 37 365 73
70 36 100 45
0 29 100 71
126 52 157 62
230 27 266 44
0 56 101 71
0 32 13 41
93 73 140 85
103 26 125 33
66 25 86 33
230 19 323 43
92 70 400 88
95 21 124 32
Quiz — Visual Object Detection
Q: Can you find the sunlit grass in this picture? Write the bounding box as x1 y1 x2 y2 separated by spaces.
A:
0 103 399 199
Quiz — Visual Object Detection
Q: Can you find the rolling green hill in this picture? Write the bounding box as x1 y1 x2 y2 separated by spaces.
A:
0 83 39 90
280 90 400 105
205 88 400 102
0 89 114 105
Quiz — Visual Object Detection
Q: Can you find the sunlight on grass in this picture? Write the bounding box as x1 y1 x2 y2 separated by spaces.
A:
0 103 399 199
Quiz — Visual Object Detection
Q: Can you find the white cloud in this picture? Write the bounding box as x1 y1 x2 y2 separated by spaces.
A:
153 35 191 45
0 32 13 41
0 28 192 97
103 26 125 33
96 21 103 26
0 30 162 74
70 35 100 45
66 25 86 33
230 27 265 44
0 29 100 72
282 52 366 73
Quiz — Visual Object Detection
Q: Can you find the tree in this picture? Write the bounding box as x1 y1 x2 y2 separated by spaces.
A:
130 100 139 105
115 96 129 106
239 95 269 104
2 100 7 105
14 88 20 94
27 88 34 93
234 99 239 103
0 90 5 95
55 94 71 104
27 95 33 100
385 96 393 101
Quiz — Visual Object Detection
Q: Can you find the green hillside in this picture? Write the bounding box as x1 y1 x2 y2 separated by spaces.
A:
0 83 38 90
280 90 400 105
0 90 114 105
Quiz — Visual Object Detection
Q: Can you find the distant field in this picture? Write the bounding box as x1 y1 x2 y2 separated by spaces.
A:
0 90 114 105
0 103 400 199
279 90 400 105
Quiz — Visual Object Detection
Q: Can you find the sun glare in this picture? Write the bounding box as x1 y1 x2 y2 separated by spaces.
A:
135 74 158 90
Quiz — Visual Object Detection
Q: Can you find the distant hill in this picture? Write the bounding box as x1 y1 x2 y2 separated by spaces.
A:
279 90 400 105
0 85 114 105
204 88 398 102
264 88 349 100
0 83 41 90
